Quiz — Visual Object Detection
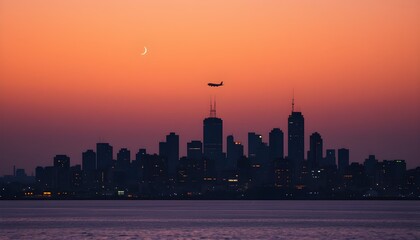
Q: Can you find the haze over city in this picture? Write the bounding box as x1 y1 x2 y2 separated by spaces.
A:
1 1 419 175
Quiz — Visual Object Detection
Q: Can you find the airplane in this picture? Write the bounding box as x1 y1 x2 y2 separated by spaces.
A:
208 81 223 87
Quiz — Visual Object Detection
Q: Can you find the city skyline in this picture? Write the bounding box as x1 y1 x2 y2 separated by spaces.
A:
1 95 420 175
2 99 415 200
1 1 419 175
2 98 415 177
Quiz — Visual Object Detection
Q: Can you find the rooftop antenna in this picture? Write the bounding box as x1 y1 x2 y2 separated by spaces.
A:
292 89 295 112
210 96 217 118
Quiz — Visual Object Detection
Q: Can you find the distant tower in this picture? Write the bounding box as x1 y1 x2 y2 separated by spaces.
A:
166 132 179 178
338 148 349 174
117 148 131 169
96 143 113 170
248 132 262 162
187 140 203 160
53 154 71 191
203 99 223 175
82 149 96 171
288 96 305 162
54 155 70 169
308 132 323 169
269 128 284 160
227 135 244 169
135 149 147 162
325 149 336 167
160 132 179 178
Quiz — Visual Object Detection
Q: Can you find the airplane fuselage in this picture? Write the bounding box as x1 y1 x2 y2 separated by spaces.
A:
208 81 223 87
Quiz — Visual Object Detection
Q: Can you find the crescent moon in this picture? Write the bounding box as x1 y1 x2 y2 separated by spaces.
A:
141 46 148 56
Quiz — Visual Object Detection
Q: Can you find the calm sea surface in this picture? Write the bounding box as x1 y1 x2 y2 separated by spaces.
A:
0 200 419 239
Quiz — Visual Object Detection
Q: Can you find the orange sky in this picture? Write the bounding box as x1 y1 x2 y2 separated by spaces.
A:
0 1 419 175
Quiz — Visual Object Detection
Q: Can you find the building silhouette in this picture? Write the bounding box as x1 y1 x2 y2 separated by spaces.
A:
227 135 243 170
248 132 271 185
81 149 97 191
364 155 378 185
308 132 323 169
117 148 131 169
53 154 70 192
248 132 262 163
165 132 180 178
288 100 305 163
82 150 96 171
203 100 223 176
96 143 113 170
338 148 349 174
187 140 203 161
269 128 284 161
2 96 419 200
324 149 336 167
287 97 305 183
135 149 147 162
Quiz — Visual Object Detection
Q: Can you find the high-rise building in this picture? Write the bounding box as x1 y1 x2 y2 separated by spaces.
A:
287 96 305 184
166 132 179 178
248 132 262 162
54 155 70 169
53 154 71 191
324 149 336 167
227 135 244 169
269 128 284 160
96 143 113 170
82 149 96 190
117 148 131 169
338 148 349 173
381 160 406 187
187 140 203 160
203 100 223 174
135 149 147 162
364 155 378 184
159 142 167 157
288 99 304 162
82 149 96 171
308 132 323 169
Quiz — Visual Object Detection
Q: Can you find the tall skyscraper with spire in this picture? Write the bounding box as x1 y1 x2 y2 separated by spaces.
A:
288 95 305 163
203 98 223 176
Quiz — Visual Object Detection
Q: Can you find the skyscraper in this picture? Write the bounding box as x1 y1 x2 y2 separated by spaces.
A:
82 149 96 171
135 149 147 162
308 132 323 169
288 111 304 162
159 133 179 178
117 148 131 169
187 140 203 160
288 96 305 184
325 149 336 167
53 154 70 191
269 128 284 160
166 132 179 178
96 143 113 170
54 155 70 169
248 132 262 162
227 135 244 169
338 148 349 173
159 142 167 157
203 100 223 175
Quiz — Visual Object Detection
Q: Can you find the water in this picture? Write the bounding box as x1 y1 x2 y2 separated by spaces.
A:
0 201 419 239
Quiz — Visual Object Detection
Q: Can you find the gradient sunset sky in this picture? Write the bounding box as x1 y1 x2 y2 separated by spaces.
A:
1 1 419 175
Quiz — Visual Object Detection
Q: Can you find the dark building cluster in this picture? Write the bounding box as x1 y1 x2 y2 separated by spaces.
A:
1 101 419 200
